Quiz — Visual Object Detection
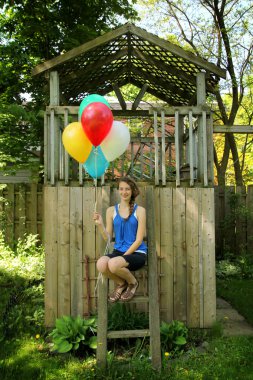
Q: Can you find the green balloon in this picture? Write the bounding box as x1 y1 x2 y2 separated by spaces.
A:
79 94 110 119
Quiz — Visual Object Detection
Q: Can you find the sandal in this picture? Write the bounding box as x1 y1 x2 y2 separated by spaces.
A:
120 281 139 302
108 282 127 303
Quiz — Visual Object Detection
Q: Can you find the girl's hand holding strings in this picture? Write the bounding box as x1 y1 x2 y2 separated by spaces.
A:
93 212 103 226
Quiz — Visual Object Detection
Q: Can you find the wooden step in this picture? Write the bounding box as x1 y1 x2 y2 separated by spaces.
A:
117 295 149 303
107 329 150 339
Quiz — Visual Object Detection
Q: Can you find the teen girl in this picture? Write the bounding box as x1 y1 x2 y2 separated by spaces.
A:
93 177 147 302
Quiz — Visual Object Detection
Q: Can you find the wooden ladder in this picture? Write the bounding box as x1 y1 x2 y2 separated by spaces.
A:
96 186 161 370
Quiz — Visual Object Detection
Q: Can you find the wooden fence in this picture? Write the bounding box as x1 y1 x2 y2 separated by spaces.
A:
1 184 253 258
0 183 43 246
215 185 253 258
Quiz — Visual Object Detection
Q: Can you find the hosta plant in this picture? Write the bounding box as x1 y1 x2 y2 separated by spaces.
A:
49 315 97 354
160 320 188 355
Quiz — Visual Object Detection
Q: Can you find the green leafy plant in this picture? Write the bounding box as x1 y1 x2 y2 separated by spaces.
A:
0 232 45 340
49 315 97 354
160 320 188 355
108 303 149 331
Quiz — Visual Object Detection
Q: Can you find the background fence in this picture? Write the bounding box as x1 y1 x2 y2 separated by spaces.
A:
0 183 43 247
215 185 253 258
0 183 253 258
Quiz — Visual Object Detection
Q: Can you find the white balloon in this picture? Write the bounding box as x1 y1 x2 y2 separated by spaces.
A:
100 121 130 162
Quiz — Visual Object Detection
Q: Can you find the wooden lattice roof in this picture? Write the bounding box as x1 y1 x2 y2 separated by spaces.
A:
32 23 226 106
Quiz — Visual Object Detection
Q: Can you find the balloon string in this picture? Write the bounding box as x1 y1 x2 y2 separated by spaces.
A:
94 147 98 213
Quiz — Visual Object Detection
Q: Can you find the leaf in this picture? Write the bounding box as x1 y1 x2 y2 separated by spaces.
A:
55 341 73 353
174 336 186 345
55 317 71 335
73 342 80 350
88 336 97 349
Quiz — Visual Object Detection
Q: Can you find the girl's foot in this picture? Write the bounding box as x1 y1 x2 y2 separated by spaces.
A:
120 281 139 301
108 282 127 303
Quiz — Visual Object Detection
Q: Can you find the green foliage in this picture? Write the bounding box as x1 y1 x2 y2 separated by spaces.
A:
0 232 45 340
108 303 149 331
49 315 97 354
160 320 188 355
0 0 138 174
216 254 253 280
0 98 43 176
1 335 253 380
217 278 253 326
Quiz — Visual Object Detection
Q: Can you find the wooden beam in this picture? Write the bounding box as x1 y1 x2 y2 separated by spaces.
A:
132 48 215 93
132 83 149 110
130 78 174 104
113 109 149 117
128 24 226 79
149 105 211 116
32 24 131 76
213 125 253 133
131 66 193 101
60 48 128 85
112 83 127 110
196 72 206 106
63 66 128 101
45 105 151 117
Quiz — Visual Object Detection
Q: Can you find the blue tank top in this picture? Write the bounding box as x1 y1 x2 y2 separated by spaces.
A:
113 204 147 254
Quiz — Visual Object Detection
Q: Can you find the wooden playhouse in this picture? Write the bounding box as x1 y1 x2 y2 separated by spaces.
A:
32 23 226 328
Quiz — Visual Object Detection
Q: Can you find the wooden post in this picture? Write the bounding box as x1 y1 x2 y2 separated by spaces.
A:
64 108 70 185
44 112 48 184
196 72 206 184
70 188 83 317
146 186 161 370
96 186 110 368
44 186 58 326
202 111 208 186
161 110 166 185
207 112 214 185
175 110 180 187
49 71 60 185
189 111 194 187
153 111 159 185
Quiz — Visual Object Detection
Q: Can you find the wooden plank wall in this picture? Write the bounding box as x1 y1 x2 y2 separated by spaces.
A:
1 183 253 259
0 183 43 247
43 185 216 328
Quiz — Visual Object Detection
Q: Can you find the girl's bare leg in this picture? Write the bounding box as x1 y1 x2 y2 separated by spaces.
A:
107 257 137 284
97 256 136 285
96 256 126 285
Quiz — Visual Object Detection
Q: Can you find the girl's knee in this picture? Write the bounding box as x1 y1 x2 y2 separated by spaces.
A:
108 257 125 273
96 257 109 273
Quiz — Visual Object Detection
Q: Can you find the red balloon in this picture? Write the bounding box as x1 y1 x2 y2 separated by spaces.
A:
81 102 113 146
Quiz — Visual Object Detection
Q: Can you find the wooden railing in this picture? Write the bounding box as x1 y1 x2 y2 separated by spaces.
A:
44 105 213 186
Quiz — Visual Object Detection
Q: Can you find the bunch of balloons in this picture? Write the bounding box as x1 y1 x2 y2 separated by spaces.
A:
62 94 130 178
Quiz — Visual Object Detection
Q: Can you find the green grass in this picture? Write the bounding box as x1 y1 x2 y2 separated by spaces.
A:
217 278 253 326
1 235 253 380
1 336 253 379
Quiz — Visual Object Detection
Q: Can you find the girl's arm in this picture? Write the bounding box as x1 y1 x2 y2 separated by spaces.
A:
93 207 113 242
123 206 146 255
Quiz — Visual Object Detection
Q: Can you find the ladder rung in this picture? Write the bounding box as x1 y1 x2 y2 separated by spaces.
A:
107 329 150 339
118 295 149 303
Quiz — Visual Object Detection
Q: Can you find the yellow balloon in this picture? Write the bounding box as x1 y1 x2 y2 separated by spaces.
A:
62 122 92 163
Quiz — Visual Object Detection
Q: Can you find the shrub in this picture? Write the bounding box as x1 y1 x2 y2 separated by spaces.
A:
49 315 97 354
0 233 45 340
160 320 188 355
108 303 149 331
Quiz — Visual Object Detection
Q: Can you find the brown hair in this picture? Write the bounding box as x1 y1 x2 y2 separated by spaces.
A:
117 176 140 218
